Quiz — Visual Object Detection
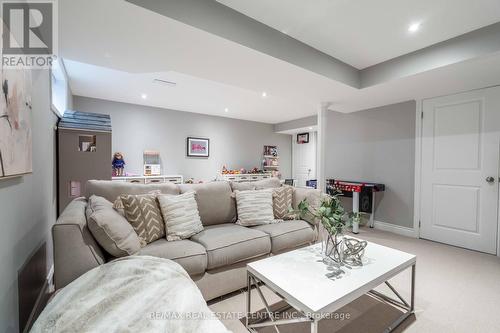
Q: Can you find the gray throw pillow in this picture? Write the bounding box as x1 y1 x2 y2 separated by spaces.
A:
86 195 142 257
235 189 275 226
158 192 204 241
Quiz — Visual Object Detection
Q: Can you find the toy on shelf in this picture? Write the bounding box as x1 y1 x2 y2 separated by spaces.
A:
185 178 204 184
143 150 161 176
112 152 126 176
263 145 280 177
249 167 263 174
221 165 267 175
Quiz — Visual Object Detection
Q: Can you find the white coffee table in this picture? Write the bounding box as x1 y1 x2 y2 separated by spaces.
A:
246 241 416 333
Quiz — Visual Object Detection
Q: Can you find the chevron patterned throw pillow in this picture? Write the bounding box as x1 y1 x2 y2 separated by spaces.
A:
120 193 165 245
272 186 295 220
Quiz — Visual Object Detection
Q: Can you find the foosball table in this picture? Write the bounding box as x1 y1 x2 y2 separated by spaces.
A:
326 179 386 233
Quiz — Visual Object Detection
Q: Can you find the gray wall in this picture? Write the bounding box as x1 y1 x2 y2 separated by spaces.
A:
274 115 317 133
73 96 292 181
0 70 57 331
324 101 416 228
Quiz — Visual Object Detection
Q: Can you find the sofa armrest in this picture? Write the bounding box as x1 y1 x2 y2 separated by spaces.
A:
52 198 106 290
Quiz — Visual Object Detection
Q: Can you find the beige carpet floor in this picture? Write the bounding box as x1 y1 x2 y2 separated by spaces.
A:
208 228 500 333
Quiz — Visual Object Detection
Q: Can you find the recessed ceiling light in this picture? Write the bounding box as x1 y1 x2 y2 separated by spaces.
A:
262 91 267 98
408 22 421 33
141 93 147 99
309 127 313 130
224 108 229 113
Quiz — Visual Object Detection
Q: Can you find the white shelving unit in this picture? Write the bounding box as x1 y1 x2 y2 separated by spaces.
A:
112 175 184 184
263 145 280 176
219 173 272 182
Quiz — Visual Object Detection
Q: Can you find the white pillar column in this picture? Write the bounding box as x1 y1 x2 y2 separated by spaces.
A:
316 102 330 193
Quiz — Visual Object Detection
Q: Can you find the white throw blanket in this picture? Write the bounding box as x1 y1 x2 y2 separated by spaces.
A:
31 256 230 333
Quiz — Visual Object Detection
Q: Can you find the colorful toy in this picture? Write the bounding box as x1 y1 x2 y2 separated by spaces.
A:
112 152 126 176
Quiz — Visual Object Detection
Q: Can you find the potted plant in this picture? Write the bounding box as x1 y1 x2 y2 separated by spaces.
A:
297 192 349 263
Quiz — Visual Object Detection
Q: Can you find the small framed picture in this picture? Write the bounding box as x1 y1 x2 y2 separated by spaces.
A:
187 137 210 157
297 133 309 144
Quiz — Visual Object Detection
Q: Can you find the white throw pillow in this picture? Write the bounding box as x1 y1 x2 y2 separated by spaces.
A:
158 192 204 241
235 189 275 226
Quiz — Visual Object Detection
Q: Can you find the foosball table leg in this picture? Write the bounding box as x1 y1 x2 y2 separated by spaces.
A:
369 192 375 228
352 192 359 234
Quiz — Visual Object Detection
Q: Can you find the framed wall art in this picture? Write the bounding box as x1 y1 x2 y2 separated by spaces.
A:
0 68 33 179
187 137 209 157
297 132 309 144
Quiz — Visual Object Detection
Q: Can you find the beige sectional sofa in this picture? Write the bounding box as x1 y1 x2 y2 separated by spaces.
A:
52 179 320 301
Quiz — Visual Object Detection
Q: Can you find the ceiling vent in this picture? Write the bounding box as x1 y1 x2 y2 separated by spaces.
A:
153 78 177 87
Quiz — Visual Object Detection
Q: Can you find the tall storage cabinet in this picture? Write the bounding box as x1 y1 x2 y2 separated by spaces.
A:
57 111 112 215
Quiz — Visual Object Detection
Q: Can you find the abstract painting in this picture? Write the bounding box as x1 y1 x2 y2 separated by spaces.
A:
0 68 33 179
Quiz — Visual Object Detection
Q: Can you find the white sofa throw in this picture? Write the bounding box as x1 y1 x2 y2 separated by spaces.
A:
31 256 229 333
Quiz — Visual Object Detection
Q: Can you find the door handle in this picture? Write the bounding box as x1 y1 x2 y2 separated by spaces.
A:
486 176 495 184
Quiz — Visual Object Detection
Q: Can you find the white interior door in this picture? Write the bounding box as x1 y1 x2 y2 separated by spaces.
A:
421 87 500 254
292 132 316 187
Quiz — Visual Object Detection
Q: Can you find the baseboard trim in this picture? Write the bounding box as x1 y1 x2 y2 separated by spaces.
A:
374 220 417 238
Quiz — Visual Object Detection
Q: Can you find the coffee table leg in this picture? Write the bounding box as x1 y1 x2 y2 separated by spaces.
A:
311 319 319 333
246 272 251 329
410 263 416 312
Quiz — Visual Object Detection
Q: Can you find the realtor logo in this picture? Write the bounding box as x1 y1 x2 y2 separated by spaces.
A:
2 0 57 68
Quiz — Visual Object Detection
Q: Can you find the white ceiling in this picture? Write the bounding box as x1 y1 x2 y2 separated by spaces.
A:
64 60 316 124
217 0 500 69
61 0 500 124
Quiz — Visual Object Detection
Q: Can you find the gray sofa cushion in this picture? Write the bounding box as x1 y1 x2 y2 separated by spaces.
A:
229 181 256 191
179 182 236 226
86 195 142 257
137 239 207 276
251 220 315 254
190 224 271 270
292 187 322 225
86 180 180 203
253 177 281 189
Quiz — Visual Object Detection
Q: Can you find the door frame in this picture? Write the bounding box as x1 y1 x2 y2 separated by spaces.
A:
414 86 500 257
413 100 423 239
291 131 317 187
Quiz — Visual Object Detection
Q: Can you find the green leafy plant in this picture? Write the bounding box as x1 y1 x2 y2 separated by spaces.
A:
296 193 348 235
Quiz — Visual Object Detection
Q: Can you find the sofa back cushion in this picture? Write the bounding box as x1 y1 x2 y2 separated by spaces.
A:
178 181 236 226
292 187 322 225
229 177 281 192
86 180 180 202
253 177 282 189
